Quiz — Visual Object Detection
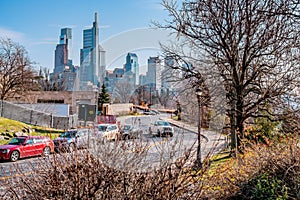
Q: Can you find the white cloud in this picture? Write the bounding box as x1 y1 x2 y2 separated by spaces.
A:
48 24 77 29
0 27 25 42
31 37 57 45
100 25 110 29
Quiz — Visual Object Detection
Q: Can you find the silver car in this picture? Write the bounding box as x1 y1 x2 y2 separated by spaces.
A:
120 124 142 139
53 128 93 152
149 120 174 137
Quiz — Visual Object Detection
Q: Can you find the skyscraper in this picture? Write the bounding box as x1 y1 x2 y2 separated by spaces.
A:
54 28 72 74
161 56 179 95
124 53 139 85
79 12 106 91
146 56 162 94
52 28 76 91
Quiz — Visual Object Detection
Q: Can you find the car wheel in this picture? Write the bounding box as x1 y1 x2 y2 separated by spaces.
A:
43 146 51 157
157 130 161 137
124 134 129 140
69 143 76 152
149 127 152 134
10 150 20 162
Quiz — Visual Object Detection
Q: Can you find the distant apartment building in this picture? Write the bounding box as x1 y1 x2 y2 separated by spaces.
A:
104 68 125 93
124 53 139 85
79 12 106 91
146 56 162 95
52 28 77 91
161 56 179 95
139 74 147 86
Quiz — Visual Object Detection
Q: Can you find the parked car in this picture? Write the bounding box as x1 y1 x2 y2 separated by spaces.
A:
53 128 93 152
151 109 161 115
149 120 174 137
97 124 120 141
143 110 157 115
0 136 54 162
120 124 142 139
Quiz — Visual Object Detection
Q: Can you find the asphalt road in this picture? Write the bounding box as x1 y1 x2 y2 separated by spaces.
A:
0 113 224 179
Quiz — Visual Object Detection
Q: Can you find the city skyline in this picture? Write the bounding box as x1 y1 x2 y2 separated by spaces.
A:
0 0 177 71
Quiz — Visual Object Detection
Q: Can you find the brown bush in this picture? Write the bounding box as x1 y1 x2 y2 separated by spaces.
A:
0 137 210 199
201 136 300 199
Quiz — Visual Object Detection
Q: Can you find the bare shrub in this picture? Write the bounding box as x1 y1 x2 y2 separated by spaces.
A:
201 136 300 199
0 135 212 199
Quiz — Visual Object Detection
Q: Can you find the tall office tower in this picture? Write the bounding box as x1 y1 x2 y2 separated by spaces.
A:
79 12 106 91
54 28 72 74
52 28 76 91
161 56 179 93
124 53 139 85
146 56 162 94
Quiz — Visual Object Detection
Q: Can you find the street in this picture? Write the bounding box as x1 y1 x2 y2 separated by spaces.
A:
0 113 226 179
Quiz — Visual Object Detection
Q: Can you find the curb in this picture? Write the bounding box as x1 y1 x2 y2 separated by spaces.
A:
160 118 209 142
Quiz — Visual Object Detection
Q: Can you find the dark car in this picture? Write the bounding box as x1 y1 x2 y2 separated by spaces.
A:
0 136 54 162
53 129 93 152
120 124 142 139
151 109 161 115
143 110 157 115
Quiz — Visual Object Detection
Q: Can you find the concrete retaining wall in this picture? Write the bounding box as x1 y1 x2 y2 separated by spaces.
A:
0 100 76 130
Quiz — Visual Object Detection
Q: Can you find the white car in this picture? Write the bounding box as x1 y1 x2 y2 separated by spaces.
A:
149 120 174 137
97 124 120 141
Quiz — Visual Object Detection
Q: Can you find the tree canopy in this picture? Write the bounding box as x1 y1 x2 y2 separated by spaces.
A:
158 0 300 151
98 83 110 113
0 38 36 100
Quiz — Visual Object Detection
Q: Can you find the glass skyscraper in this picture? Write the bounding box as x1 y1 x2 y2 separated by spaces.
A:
146 56 162 94
52 28 77 91
54 28 72 74
79 12 106 91
124 53 139 85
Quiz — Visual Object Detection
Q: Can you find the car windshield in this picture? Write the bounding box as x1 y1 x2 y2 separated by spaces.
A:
156 121 170 126
59 131 77 138
122 125 131 130
98 126 107 131
8 138 26 145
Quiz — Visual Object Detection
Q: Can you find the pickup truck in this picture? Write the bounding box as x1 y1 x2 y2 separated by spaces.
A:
149 120 174 137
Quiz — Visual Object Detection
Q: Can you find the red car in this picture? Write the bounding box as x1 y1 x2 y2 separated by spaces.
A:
0 136 54 162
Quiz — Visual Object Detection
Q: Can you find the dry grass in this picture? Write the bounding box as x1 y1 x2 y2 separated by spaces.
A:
201 136 300 199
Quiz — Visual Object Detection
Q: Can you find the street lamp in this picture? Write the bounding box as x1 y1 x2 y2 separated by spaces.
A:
81 104 87 127
196 88 202 168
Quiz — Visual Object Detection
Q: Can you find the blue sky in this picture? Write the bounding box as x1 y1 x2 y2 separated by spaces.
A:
0 0 175 73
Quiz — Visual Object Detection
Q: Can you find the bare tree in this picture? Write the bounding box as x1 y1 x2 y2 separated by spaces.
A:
113 79 135 103
156 0 300 151
37 67 66 91
0 38 36 101
156 90 173 108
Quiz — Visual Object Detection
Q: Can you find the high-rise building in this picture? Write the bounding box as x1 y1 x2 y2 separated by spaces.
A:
124 53 139 85
54 28 73 74
161 56 179 94
146 56 162 94
52 28 76 91
79 12 106 91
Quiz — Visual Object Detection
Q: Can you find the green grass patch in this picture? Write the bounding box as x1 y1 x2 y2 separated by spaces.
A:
0 117 29 133
0 117 63 144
